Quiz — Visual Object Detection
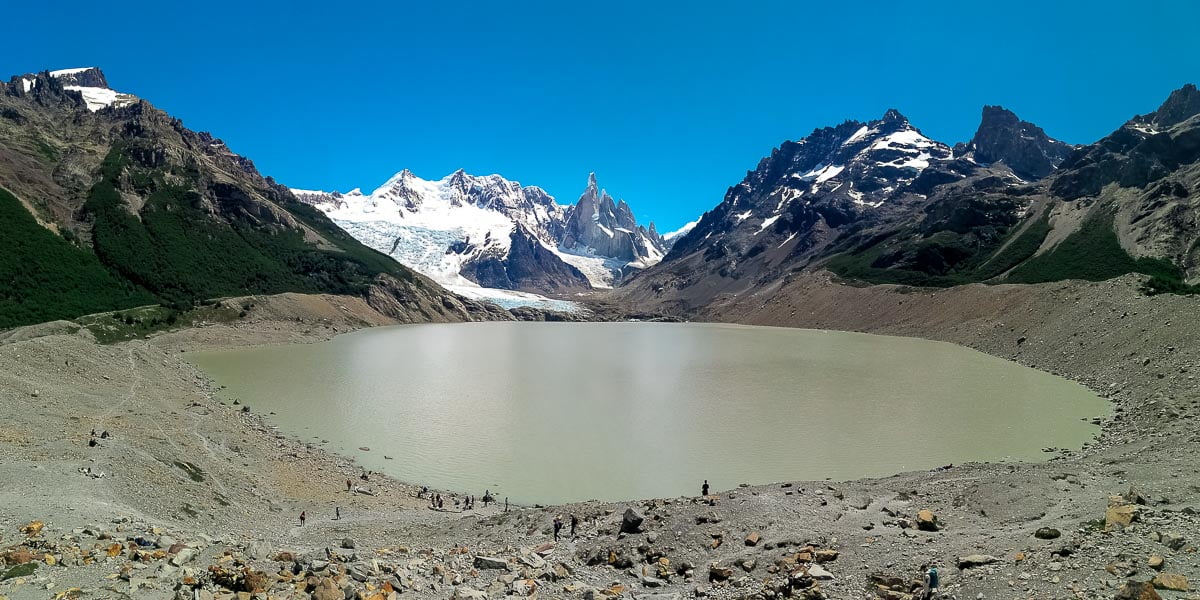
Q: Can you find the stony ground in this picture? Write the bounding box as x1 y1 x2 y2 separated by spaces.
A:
1 278 1199 600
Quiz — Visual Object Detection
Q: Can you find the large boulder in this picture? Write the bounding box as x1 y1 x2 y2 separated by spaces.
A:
620 508 644 534
1106 500 1139 530
1152 573 1189 592
1114 581 1162 600
916 509 940 531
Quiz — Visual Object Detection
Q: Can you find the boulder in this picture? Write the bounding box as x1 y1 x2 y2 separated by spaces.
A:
1160 532 1186 551
621 508 645 534
1114 581 1162 600
814 550 839 563
1106 502 1139 530
311 577 341 600
956 554 999 569
1152 573 1189 592
916 510 939 531
170 548 197 567
807 564 834 580
709 565 734 581
1034 527 1061 540
474 555 509 570
247 541 270 559
744 532 761 547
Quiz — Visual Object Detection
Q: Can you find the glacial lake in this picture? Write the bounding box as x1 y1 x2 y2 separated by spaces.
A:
187 322 1108 504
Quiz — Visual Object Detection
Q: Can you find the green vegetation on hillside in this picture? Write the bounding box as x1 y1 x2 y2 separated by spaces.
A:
74 300 248 344
84 146 413 306
825 209 1052 288
829 207 1199 295
1006 210 1182 284
0 187 156 329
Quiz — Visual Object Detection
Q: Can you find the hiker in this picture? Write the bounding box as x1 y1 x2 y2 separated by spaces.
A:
299 511 306 526
702 480 709 496
91 428 97 437
101 430 110 439
346 479 352 492
553 515 563 541
570 514 578 537
505 497 509 512
419 485 428 498
923 564 940 599
88 438 98 447
360 470 369 481
334 506 341 520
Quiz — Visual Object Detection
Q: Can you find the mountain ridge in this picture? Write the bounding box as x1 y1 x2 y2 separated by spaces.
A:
295 169 666 293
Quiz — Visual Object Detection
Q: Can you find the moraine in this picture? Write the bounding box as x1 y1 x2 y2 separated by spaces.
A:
187 322 1107 504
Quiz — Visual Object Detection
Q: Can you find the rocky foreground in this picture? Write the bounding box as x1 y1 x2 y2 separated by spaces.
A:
2 280 1200 600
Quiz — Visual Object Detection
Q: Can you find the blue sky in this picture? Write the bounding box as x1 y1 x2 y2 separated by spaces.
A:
5 1 1198 231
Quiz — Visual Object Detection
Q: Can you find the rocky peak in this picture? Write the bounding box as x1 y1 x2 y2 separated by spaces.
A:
1142 83 1200 129
958 105 1074 180
48 67 109 89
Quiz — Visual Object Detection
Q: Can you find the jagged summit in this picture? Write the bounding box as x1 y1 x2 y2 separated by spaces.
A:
5 66 135 112
297 170 664 292
955 105 1075 180
1137 83 1200 129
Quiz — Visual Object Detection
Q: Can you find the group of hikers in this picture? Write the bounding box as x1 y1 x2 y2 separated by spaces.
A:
300 476 943 599
551 514 580 541
87 429 110 447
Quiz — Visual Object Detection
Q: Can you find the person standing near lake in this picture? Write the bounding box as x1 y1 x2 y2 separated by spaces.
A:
570 514 578 538
299 511 306 526
553 515 563 541
702 480 709 496
334 506 340 520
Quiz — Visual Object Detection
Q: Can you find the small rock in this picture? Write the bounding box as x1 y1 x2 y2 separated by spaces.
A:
474 555 509 570
1114 581 1161 600
744 532 761 547
956 554 999 569
1034 527 1061 540
1148 555 1165 571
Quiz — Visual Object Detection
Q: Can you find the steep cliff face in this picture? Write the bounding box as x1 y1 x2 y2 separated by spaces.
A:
560 173 665 265
0 68 504 328
954 105 1076 180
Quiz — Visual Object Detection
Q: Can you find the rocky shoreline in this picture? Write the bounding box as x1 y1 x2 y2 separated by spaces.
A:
2 279 1199 600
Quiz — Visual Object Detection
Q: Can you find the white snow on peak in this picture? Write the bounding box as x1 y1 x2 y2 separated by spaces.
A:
63 86 136 111
756 215 780 234
20 78 34 93
870 129 936 151
734 210 754 223
49 67 95 77
843 126 875 145
663 220 697 242
799 164 845 184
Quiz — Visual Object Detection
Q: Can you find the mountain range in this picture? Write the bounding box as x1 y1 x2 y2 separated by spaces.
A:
292 170 666 296
0 66 1197 330
619 84 1200 310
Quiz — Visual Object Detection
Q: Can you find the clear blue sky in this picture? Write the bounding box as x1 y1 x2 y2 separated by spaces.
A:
5 0 1198 231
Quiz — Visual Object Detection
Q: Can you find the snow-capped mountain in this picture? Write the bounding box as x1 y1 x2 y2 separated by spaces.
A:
624 105 1077 307
295 170 666 295
15 67 138 112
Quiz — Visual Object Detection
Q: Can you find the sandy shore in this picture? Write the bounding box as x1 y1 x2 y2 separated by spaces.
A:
1 280 1198 600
